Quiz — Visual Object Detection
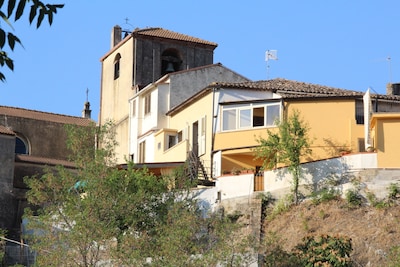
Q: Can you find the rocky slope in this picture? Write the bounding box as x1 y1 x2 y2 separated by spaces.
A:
263 199 400 266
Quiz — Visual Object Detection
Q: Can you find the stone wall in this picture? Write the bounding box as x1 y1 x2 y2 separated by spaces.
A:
0 133 16 231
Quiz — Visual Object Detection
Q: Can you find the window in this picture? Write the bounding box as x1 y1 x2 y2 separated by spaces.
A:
166 130 184 150
114 53 121 80
222 102 280 131
177 130 183 142
15 136 29 154
168 135 177 148
266 104 280 125
139 141 146 163
239 108 251 128
355 100 364 124
222 109 236 131
144 94 151 115
253 107 265 127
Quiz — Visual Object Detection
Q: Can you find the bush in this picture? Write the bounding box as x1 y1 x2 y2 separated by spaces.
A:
345 189 362 208
262 231 302 267
311 187 340 205
294 234 353 266
388 183 400 200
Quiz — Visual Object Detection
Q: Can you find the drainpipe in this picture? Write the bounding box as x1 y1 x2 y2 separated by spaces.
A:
210 87 217 179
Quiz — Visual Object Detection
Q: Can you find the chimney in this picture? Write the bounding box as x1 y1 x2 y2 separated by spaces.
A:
111 25 122 48
387 83 400 96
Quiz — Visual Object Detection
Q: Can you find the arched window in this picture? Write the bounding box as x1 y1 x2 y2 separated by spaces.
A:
15 135 29 154
114 53 121 80
161 49 182 76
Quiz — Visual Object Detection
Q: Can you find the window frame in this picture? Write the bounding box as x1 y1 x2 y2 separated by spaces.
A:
221 102 281 132
113 53 121 80
144 94 151 115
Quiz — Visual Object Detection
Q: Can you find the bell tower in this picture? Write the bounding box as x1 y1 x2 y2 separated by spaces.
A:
100 26 218 163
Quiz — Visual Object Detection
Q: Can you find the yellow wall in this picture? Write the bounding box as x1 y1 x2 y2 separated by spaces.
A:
154 129 189 162
158 94 214 169
214 99 365 172
286 100 363 160
372 116 400 168
100 39 134 163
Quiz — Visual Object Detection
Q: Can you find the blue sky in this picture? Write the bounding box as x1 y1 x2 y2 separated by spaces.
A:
1 1 399 121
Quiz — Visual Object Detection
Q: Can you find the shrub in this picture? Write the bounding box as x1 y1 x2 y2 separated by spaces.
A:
345 189 362 208
311 187 340 205
268 194 293 220
388 183 400 200
294 234 353 266
366 191 389 209
262 231 302 267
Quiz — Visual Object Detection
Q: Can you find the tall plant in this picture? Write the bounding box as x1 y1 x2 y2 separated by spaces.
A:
255 110 311 204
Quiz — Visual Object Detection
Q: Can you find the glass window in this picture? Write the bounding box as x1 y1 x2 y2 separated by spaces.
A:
239 108 251 128
253 107 265 127
144 94 151 115
223 109 236 131
266 104 280 126
168 135 177 149
114 53 121 80
15 137 28 154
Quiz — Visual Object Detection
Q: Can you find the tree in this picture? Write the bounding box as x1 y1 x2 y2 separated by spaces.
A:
24 122 256 266
255 110 312 204
0 0 64 81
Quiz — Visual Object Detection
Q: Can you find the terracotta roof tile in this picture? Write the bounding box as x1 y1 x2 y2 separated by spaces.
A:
133 27 218 47
0 125 15 135
0 106 94 126
212 78 400 101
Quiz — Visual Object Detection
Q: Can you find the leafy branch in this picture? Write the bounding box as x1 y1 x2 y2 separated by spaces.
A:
0 0 64 81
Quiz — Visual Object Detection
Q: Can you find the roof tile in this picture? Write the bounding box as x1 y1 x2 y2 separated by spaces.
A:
0 106 94 126
133 27 218 47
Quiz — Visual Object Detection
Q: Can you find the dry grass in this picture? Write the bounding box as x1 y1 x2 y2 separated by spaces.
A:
263 199 400 266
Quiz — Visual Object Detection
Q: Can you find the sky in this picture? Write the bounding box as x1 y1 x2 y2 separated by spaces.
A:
1 1 399 121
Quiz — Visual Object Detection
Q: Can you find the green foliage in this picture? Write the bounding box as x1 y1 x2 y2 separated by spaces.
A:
24 122 254 266
345 189 362 208
268 194 293 220
388 183 400 200
262 231 302 267
255 110 312 204
366 191 389 209
387 245 400 267
0 0 64 81
311 187 340 205
294 234 353 266
261 233 353 266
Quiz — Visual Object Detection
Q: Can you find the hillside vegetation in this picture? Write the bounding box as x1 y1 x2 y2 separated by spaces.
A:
262 196 400 266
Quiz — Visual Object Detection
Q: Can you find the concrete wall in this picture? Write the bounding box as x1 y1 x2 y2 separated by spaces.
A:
169 65 249 109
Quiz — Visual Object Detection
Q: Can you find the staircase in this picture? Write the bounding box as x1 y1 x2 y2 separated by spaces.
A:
186 151 214 186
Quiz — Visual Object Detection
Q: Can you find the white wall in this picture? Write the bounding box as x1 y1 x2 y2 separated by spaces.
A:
264 153 378 194
216 173 254 200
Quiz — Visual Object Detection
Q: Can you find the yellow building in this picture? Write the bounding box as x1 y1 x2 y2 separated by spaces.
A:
371 113 400 168
159 79 400 182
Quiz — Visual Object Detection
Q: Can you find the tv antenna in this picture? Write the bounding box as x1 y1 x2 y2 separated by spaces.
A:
265 50 278 79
